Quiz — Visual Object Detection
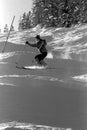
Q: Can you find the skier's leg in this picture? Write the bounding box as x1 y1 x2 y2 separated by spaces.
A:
39 52 48 66
35 54 42 65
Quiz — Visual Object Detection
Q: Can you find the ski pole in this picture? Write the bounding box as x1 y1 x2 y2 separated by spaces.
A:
2 16 15 53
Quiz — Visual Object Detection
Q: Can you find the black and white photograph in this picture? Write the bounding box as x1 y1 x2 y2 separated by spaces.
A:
0 0 87 130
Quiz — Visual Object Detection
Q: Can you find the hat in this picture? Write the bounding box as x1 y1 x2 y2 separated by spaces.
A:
35 35 40 39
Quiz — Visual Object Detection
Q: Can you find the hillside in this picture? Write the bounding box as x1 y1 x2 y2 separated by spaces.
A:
0 24 87 62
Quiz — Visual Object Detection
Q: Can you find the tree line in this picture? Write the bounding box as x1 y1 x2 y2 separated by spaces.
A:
1 0 87 32
18 0 87 30
0 24 15 33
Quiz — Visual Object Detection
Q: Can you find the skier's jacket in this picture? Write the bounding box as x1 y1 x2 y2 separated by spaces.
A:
37 39 47 53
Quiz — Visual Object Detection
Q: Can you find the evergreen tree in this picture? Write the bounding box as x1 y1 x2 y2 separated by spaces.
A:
19 0 87 28
18 16 22 30
32 0 65 27
21 12 27 30
26 11 32 28
18 11 32 30
4 24 9 33
32 0 43 26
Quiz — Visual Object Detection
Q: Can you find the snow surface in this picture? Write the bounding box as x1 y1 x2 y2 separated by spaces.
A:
0 24 87 130
0 121 72 130
1 24 87 61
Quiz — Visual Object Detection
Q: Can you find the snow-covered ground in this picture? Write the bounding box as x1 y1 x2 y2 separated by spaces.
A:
0 121 72 130
1 24 87 61
0 24 87 130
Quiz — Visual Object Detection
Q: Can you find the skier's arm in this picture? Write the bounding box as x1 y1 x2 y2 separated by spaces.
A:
25 41 37 47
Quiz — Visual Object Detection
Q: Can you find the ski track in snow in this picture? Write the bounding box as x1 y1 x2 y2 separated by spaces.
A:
0 52 16 60
0 121 72 130
72 74 87 83
0 74 63 87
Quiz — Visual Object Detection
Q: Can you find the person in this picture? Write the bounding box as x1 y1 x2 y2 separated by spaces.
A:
25 35 48 66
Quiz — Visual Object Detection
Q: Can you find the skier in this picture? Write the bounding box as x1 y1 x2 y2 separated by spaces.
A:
25 35 48 66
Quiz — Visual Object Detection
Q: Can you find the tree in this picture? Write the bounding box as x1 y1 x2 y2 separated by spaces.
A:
21 12 27 30
18 11 32 30
18 16 22 30
19 0 87 28
32 0 60 27
32 0 43 26
4 24 9 33
26 11 32 28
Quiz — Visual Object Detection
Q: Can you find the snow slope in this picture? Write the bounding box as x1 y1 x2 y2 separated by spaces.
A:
0 24 87 130
1 24 87 61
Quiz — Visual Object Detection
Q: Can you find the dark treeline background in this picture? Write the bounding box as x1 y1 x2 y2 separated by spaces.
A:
18 0 87 30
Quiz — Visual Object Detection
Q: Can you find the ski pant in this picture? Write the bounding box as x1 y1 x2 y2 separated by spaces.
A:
35 52 47 62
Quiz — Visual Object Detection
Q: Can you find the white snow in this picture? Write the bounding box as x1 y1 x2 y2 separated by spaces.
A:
1 24 87 61
72 74 87 83
46 52 53 59
25 65 45 69
0 52 16 60
0 121 73 130
0 74 63 83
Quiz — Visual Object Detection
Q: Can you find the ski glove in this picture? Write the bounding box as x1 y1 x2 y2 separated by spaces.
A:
25 41 29 45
